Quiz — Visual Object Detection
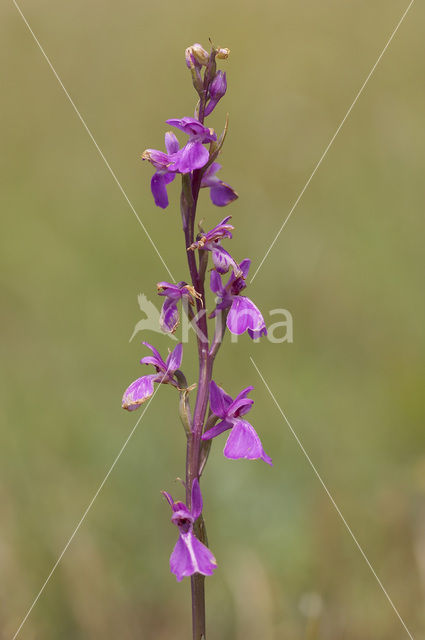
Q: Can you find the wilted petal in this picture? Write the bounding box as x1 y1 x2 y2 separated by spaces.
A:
209 380 233 418
223 420 272 465
209 182 238 207
176 141 209 173
170 532 217 581
227 296 266 336
165 342 183 372
122 374 155 411
160 298 179 333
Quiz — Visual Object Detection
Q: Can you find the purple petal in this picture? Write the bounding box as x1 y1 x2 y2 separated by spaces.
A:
247 325 267 340
171 506 194 532
210 270 224 296
122 374 155 411
139 355 163 369
238 259 251 279
228 397 254 418
209 380 233 418
165 131 180 154
169 536 193 581
170 532 217 581
212 246 239 275
142 149 173 170
161 490 174 507
140 342 167 370
165 342 183 372
191 478 203 520
172 501 189 513
141 340 164 359
228 386 254 417
227 296 266 336
175 141 209 173
190 534 217 576
166 117 208 137
151 173 169 209
157 282 184 300
209 182 238 207
160 298 179 333
202 419 233 440
223 420 273 465
201 162 221 186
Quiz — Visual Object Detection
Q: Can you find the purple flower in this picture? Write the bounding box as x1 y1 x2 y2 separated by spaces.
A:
209 259 267 339
122 342 183 411
143 119 218 208
157 281 202 333
200 162 238 207
166 117 216 174
202 381 272 465
189 215 240 276
162 479 217 582
204 71 227 117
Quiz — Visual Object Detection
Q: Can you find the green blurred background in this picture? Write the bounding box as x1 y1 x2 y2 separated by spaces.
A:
1 0 425 638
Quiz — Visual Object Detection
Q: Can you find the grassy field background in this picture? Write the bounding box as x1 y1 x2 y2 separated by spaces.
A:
1 1 425 638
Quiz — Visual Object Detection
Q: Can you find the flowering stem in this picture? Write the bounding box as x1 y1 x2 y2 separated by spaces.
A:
179 45 230 640
181 133 216 640
125 39 271 640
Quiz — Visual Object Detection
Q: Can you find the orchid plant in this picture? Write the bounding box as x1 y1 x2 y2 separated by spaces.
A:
122 41 272 639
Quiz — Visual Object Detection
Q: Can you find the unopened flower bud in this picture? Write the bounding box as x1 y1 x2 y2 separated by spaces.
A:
216 47 230 60
185 43 209 68
210 71 227 100
204 71 227 117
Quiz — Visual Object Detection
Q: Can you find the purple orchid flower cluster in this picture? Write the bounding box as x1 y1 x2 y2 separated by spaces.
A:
122 42 272 639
